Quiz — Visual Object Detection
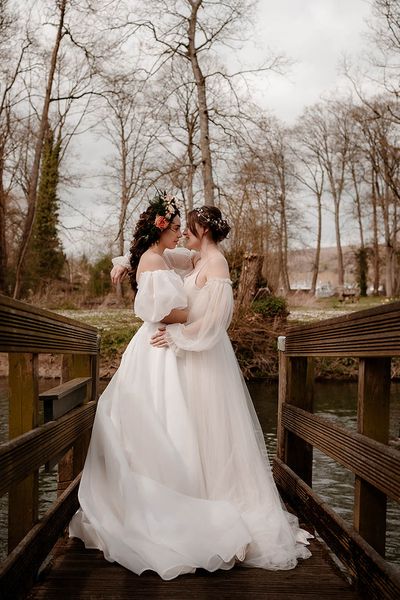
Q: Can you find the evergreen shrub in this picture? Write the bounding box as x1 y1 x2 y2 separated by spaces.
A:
252 295 288 319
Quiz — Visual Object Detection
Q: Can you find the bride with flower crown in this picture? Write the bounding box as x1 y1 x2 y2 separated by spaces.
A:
69 192 311 580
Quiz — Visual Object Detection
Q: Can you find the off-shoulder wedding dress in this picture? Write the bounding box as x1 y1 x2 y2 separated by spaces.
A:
69 249 311 579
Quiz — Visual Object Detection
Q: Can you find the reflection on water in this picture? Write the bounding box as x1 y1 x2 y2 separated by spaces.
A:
0 377 399 565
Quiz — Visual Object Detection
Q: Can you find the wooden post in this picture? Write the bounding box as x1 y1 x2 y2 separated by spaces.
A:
277 337 287 462
58 354 91 494
286 357 314 487
8 353 39 551
354 357 391 556
90 334 101 403
277 338 314 486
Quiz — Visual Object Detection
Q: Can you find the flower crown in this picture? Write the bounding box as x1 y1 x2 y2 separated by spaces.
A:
195 207 228 232
151 190 180 230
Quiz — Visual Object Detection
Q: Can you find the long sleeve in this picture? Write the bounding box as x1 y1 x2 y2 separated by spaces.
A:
163 248 198 277
112 252 130 269
165 278 233 353
111 248 198 277
134 270 187 323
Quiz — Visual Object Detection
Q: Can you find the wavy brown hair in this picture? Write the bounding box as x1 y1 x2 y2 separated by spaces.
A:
129 194 180 291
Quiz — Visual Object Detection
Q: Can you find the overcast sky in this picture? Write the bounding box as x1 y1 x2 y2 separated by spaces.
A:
63 0 375 255
250 0 372 121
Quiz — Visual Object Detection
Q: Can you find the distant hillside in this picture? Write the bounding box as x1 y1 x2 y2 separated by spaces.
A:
287 245 362 289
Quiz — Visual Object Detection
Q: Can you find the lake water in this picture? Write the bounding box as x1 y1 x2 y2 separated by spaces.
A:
0 377 399 565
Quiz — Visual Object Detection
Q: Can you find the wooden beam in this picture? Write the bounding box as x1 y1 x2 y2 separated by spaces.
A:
58 355 92 494
277 341 287 461
284 301 400 357
354 358 391 556
40 377 91 421
0 295 98 354
273 458 400 600
0 402 96 495
285 357 313 486
8 353 39 552
281 404 400 502
0 474 81 600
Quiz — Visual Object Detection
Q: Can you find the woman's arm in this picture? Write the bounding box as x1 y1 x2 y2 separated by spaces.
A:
110 252 130 284
161 308 188 324
151 256 232 351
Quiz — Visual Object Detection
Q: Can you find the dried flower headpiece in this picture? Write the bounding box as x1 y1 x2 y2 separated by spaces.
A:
151 190 180 230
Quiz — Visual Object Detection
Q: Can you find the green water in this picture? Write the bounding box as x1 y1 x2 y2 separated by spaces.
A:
0 378 399 565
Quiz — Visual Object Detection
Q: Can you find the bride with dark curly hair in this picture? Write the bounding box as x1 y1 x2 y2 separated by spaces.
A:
69 192 311 580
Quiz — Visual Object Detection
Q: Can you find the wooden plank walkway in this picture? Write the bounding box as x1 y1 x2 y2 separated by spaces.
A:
27 537 361 600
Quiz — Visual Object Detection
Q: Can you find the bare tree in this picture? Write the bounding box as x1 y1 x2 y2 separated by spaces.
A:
100 72 162 259
291 129 325 295
352 98 400 296
115 0 284 206
0 0 33 292
298 101 354 288
13 0 67 298
370 0 400 116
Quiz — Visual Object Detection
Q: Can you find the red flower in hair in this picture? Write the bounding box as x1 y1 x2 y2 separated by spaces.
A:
154 215 169 230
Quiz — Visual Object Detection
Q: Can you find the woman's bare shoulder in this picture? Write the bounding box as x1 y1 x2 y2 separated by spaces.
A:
206 252 230 278
137 251 168 275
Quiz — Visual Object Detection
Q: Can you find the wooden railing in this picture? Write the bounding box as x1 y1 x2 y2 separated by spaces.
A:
275 301 400 600
0 295 100 600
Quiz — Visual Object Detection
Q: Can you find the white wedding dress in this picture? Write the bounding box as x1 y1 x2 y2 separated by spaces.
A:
69 249 311 579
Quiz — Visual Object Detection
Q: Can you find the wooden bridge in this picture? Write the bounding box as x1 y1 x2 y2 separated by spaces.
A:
0 295 399 599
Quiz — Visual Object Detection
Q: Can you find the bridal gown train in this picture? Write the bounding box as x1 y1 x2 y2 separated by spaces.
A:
69 250 311 579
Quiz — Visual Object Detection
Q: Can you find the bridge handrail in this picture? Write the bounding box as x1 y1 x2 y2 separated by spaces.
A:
0 295 100 600
0 294 98 354
276 300 400 600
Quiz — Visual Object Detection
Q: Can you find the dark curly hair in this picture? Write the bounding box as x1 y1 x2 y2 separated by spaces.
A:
187 205 231 243
129 191 180 291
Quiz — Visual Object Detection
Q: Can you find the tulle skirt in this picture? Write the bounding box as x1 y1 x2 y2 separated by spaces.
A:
69 322 311 579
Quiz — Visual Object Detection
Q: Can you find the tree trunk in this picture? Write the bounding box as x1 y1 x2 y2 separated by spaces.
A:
186 118 195 212
332 194 344 288
236 253 263 310
351 162 364 249
0 142 7 293
281 196 291 294
310 192 322 295
371 169 380 295
187 1 215 205
13 0 67 298
381 183 393 297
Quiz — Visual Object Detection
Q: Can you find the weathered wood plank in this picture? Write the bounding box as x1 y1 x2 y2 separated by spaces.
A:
58 355 92 495
40 377 91 421
8 353 39 552
0 402 96 495
285 301 400 357
277 345 287 461
0 475 80 600
354 357 391 555
285 357 313 486
27 537 361 600
281 404 400 502
273 458 400 600
0 295 98 354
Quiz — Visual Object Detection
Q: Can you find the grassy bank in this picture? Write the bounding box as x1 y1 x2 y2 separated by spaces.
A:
52 297 399 381
55 309 141 378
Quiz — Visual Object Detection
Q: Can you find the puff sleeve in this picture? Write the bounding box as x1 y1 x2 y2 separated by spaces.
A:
165 278 233 352
134 270 187 323
163 248 198 277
